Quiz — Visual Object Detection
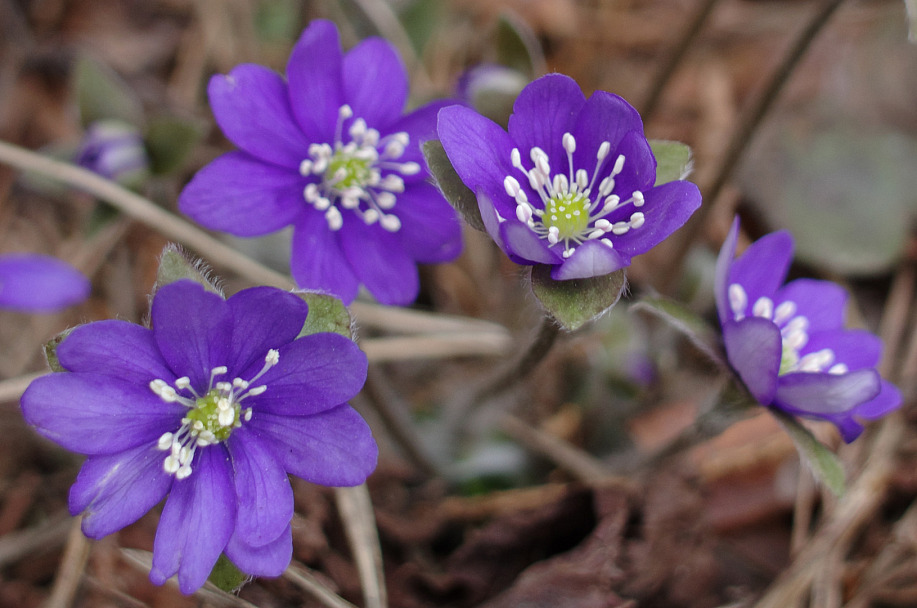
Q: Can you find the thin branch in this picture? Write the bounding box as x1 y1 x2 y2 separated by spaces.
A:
333 485 387 608
283 562 359 608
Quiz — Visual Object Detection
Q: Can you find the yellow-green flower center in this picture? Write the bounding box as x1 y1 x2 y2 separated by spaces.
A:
543 192 591 241
185 388 242 443
326 152 373 190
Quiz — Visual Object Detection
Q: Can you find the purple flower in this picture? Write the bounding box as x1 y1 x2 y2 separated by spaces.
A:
0 254 89 312
76 120 149 185
20 280 376 593
437 73 701 280
179 19 462 305
715 217 901 442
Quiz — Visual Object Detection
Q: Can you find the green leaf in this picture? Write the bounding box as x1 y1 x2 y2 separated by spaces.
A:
772 409 846 496
74 55 144 127
144 116 204 175
296 292 353 339
649 140 693 186
423 140 485 232
255 0 301 43
398 0 442 54
43 328 75 373
154 245 222 296
531 266 626 331
495 11 544 77
630 296 725 367
208 554 250 593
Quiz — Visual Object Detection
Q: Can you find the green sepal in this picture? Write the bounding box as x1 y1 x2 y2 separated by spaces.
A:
43 327 76 373
295 292 354 340
629 296 725 368
154 245 222 296
771 408 846 496
649 140 693 186
74 55 144 128
530 266 626 331
207 554 250 593
423 140 485 232
144 116 204 175
495 11 543 77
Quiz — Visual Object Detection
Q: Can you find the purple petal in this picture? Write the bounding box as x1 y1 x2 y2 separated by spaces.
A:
290 211 359 304
571 93 649 191
152 281 233 391
437 105 517 217
392 182 462 263
728 230 794 314
715 217 741 324
855 380 901 419
507 74 585 167
0 254 89 312
723 318 782 404
178 151 305 237
208 65 311 168
775 279 847 333
476 191 508 249
57 320 175 385
387 99 456 170
249 331 367 417
70 443 173 538
224 524 292 577
150 446 236 594
339 219 419 305
775 369 880 416
551 240 629 280
21 373 183 455
227 286 309 373
499 219 561 265
287 20 343 142
802 329 881 371
342 37 407 129
597 131 656 199
249 405 377 486
612 180 701 257
226 428 293 547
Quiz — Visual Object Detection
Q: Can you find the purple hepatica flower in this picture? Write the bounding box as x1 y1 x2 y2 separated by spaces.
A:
437 73 701 280
20 280 376 593
715 218 901 442
76 120 149 185
179 19 462 305
0 254 89 312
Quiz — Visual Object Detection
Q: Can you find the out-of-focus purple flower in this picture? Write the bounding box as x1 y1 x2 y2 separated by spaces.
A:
21 280 376 593
437 73 700 281
76 120 149 185
0 254 89 312
715 217 901 442
179 19 462 305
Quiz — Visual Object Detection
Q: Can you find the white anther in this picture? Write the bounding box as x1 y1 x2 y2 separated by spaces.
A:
602 195 621 214
164 455 180 473
265 349 279 366
562 248 575 258
157 432 173 451
363 208 380 224
325 207 343 231
728 284 748 319
587 228 605 240
339 105 353 119
397 162 422 175
176 465 192 480
600 238 614 249
547 226 560 245
218 408 235 427
629 212 645 229
774 301 797 325
594 219 612 231
340 191 361 209
563 132 576 154
575 169 589 190
612 155 625 176
611 222 631 235
511 148 523 170
299 159 313 176
304 183 319 202
174 377 191 390
504 176 522 198
380 214 402 232
597 141 611 161
348 118 367 139
247 385 267 396
516 204 533 223
598 176 615 197
753 296 774 319
243 408 253 422
632 190 645 207
376 191 397 209
829 363 848 375
384 140 405 158
211 366 228 376
314 196 331 211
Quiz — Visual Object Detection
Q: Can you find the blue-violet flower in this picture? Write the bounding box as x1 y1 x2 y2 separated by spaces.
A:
179 19 462 305
0 254 89 312
76 120 150 185
437 73 701 280
715 217 901 441
20 280 377 593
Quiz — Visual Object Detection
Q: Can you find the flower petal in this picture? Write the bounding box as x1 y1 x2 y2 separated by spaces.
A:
152 281 233 391
21 373 183 455
802 329 881 371
57 320 175 384
339 219 419 305
507 74 585 167
250 405 377 486
393 182 462 263
250 331 367 417
499 218 561 265
775 369 880 416
287 20 343 142
728 230 794 314
551 239 629 280
150 446 236 595
775 279 847 333
612 180 701 257
225 523 292 577
227 286 309 374
208 65 311 168
0 254 89 312
226 428 293 547
70 443 173 538
855 380 901 420
290 211 359 304
723 318 782 404
715 217 741 324
342 37 407 129
178 151 305 237
572 93 650 192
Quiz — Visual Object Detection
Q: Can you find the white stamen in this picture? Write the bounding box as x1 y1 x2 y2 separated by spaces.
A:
728 284 748 319
753 296 774 319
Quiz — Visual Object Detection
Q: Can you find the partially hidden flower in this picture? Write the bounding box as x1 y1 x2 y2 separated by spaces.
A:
179 19 462 305
76 119 150 186
714 217 901 442
437 73 701 280
20 280 376 593
0 254 89 312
